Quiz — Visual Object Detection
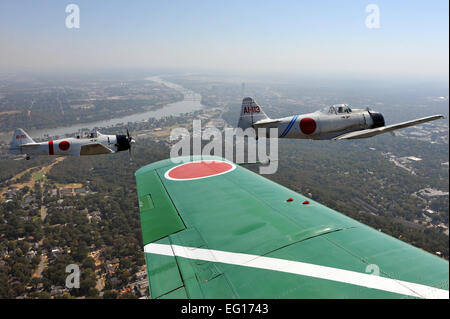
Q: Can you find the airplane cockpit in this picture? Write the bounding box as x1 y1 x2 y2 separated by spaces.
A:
76 131 99 139
87 131 98 139
324 104 352 115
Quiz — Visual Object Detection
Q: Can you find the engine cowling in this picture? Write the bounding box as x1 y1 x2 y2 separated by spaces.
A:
369 111 385 128
115 134 131 152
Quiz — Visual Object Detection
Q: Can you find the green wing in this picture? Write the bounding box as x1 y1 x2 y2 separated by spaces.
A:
135 156 449 299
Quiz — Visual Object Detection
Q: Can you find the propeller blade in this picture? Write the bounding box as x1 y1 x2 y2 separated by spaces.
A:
128 146 133 162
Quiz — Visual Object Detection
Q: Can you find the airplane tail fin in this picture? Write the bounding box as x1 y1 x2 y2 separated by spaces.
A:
237 97 270 130
10 128 36 148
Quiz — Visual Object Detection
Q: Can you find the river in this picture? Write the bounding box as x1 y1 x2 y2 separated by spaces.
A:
28 76 204 139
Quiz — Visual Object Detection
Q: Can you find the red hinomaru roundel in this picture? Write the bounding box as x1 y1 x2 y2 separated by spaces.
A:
300 118 317 135
164 160 236 181
58 141 70 151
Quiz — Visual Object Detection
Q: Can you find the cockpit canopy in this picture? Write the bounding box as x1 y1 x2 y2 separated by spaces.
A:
321 104 352 114
76 131 100 139
87 131 98 138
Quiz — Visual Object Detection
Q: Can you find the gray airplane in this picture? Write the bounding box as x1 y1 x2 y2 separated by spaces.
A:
9 128 135 160
237 97 444 140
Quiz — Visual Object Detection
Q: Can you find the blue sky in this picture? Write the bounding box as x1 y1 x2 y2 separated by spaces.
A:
0 0 448 80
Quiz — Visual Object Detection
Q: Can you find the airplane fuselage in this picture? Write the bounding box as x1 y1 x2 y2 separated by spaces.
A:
9 132 132 157
238 97 442 140
255 108 382 140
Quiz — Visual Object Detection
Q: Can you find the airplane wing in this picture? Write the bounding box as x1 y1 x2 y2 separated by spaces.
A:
135 156 449 299
333 115 444 140
80 143 114 155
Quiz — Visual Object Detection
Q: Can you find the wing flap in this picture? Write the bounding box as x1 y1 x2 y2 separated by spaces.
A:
144 237 186 299
334 115 444 140
136 169 185 245
158 287 188 299
168 228 238 298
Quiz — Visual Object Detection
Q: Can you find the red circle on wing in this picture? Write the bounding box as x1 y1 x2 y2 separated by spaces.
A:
59 141 70 151
166 161 234 180
300 118 317 135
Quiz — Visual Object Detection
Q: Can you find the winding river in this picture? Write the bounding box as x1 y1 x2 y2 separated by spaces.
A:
28 76 204 139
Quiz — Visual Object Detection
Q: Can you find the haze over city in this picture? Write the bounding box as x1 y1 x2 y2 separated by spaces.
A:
0 0 448 81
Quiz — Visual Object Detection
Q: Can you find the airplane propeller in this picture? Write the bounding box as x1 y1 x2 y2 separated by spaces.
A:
113 129 136 162
126 129 136 161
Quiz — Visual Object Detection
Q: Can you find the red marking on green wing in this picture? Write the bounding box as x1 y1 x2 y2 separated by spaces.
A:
164 160 235 181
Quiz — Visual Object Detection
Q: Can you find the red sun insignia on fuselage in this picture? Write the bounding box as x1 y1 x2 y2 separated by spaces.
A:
164 160 236 181
58 141 70 151
300 118 317 135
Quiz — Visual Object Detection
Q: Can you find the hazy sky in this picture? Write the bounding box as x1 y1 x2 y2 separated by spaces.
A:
0 0 448 80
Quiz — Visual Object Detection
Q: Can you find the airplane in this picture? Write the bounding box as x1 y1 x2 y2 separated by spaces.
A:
237 97 444 140
9 128 135 160
135 156 449 299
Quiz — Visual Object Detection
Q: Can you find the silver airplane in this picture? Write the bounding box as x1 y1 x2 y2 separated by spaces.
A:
9 128 135 160
237 97 444 140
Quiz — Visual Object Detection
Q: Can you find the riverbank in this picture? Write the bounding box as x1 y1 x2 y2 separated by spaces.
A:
0 76 204 142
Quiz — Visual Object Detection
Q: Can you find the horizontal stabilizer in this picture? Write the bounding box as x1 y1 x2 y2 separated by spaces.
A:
253 118 281 128
334 115 444 140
